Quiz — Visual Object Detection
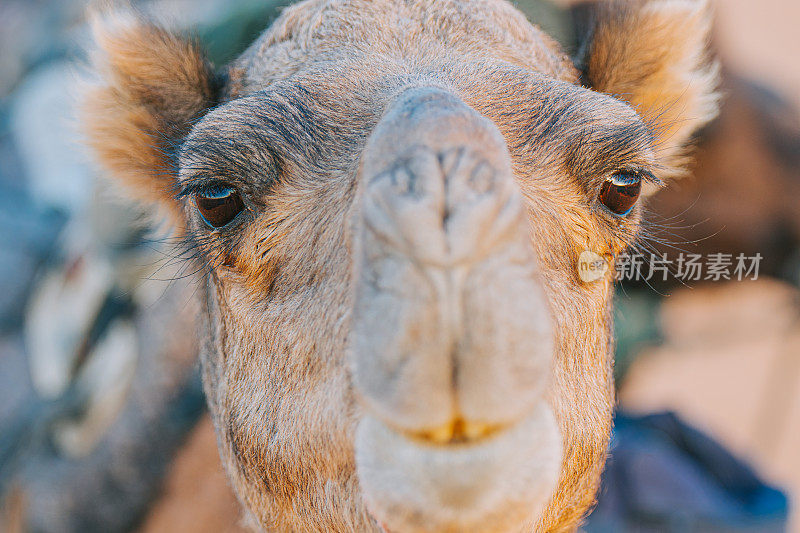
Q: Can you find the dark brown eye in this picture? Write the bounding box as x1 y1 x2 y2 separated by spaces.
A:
599 174 641 216
195 185 245 228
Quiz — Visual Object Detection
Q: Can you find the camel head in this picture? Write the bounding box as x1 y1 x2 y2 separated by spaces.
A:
82 0 718 530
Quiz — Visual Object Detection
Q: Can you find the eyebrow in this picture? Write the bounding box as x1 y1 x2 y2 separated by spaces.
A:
499 74 655 180
177 85 333 194
177 132 279 197
562 120 654 179
182 89 325 160
514 99 654 181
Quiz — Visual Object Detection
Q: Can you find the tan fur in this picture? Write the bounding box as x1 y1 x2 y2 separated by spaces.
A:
82 1 718 531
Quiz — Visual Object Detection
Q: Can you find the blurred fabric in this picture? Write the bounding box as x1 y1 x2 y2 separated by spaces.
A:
587 412 788 533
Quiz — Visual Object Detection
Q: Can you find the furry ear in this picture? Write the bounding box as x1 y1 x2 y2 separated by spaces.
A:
576 0 720 178
82 10 218 220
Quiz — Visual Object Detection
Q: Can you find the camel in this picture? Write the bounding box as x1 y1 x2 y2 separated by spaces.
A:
82 0 718 530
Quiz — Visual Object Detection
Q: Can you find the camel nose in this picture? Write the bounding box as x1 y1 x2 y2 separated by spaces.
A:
351 87 554 441
358 88 521 267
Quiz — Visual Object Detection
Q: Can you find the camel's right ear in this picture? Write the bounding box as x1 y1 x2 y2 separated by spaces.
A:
573 0 719 180
82 10 218 222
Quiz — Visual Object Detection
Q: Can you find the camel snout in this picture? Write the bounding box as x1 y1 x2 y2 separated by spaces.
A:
351 86 555 440
350 91 562 533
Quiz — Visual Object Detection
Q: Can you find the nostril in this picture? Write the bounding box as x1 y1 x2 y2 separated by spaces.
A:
443 150 502 219
388 164 417 196
437 146 499 198
468 160 496 195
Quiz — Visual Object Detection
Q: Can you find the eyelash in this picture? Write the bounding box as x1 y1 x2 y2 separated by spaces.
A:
176 179 225 202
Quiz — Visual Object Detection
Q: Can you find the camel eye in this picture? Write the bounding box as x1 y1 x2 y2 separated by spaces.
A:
599 173 641 216
195 185 245 228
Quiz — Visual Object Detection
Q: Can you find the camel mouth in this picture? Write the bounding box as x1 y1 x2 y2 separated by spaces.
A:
395 418 511 447
354 405 562 533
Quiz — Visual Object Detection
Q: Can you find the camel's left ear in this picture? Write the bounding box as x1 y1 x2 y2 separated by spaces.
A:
576 0 720 178
82 9 219 223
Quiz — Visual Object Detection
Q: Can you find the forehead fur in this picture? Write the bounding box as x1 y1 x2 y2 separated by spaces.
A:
225 0 578 98
205 0 654 196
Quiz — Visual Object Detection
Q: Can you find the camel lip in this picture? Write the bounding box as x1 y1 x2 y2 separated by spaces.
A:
354 406 563 532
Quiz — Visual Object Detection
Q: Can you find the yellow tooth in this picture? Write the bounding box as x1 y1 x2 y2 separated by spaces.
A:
462 421 493 441
413 419 503 444
425 423 455 444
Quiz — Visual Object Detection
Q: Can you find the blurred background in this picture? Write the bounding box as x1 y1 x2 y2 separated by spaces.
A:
0 0 798 531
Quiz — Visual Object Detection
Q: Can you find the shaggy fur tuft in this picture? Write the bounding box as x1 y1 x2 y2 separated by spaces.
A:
82 9 219 221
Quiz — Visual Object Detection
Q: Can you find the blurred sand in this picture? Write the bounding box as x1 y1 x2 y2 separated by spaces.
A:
139 417 248 533
712 0 800 109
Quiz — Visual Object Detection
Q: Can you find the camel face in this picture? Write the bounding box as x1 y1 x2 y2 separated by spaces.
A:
83 0 719 531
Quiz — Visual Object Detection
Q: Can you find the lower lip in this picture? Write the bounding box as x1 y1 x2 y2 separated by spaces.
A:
354 404 562 532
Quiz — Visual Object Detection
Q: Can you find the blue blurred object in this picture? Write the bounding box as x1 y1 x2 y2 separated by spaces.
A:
0 125 66 332
585 411 789 533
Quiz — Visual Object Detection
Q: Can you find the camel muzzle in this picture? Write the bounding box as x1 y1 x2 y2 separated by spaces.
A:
349 87 562 532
